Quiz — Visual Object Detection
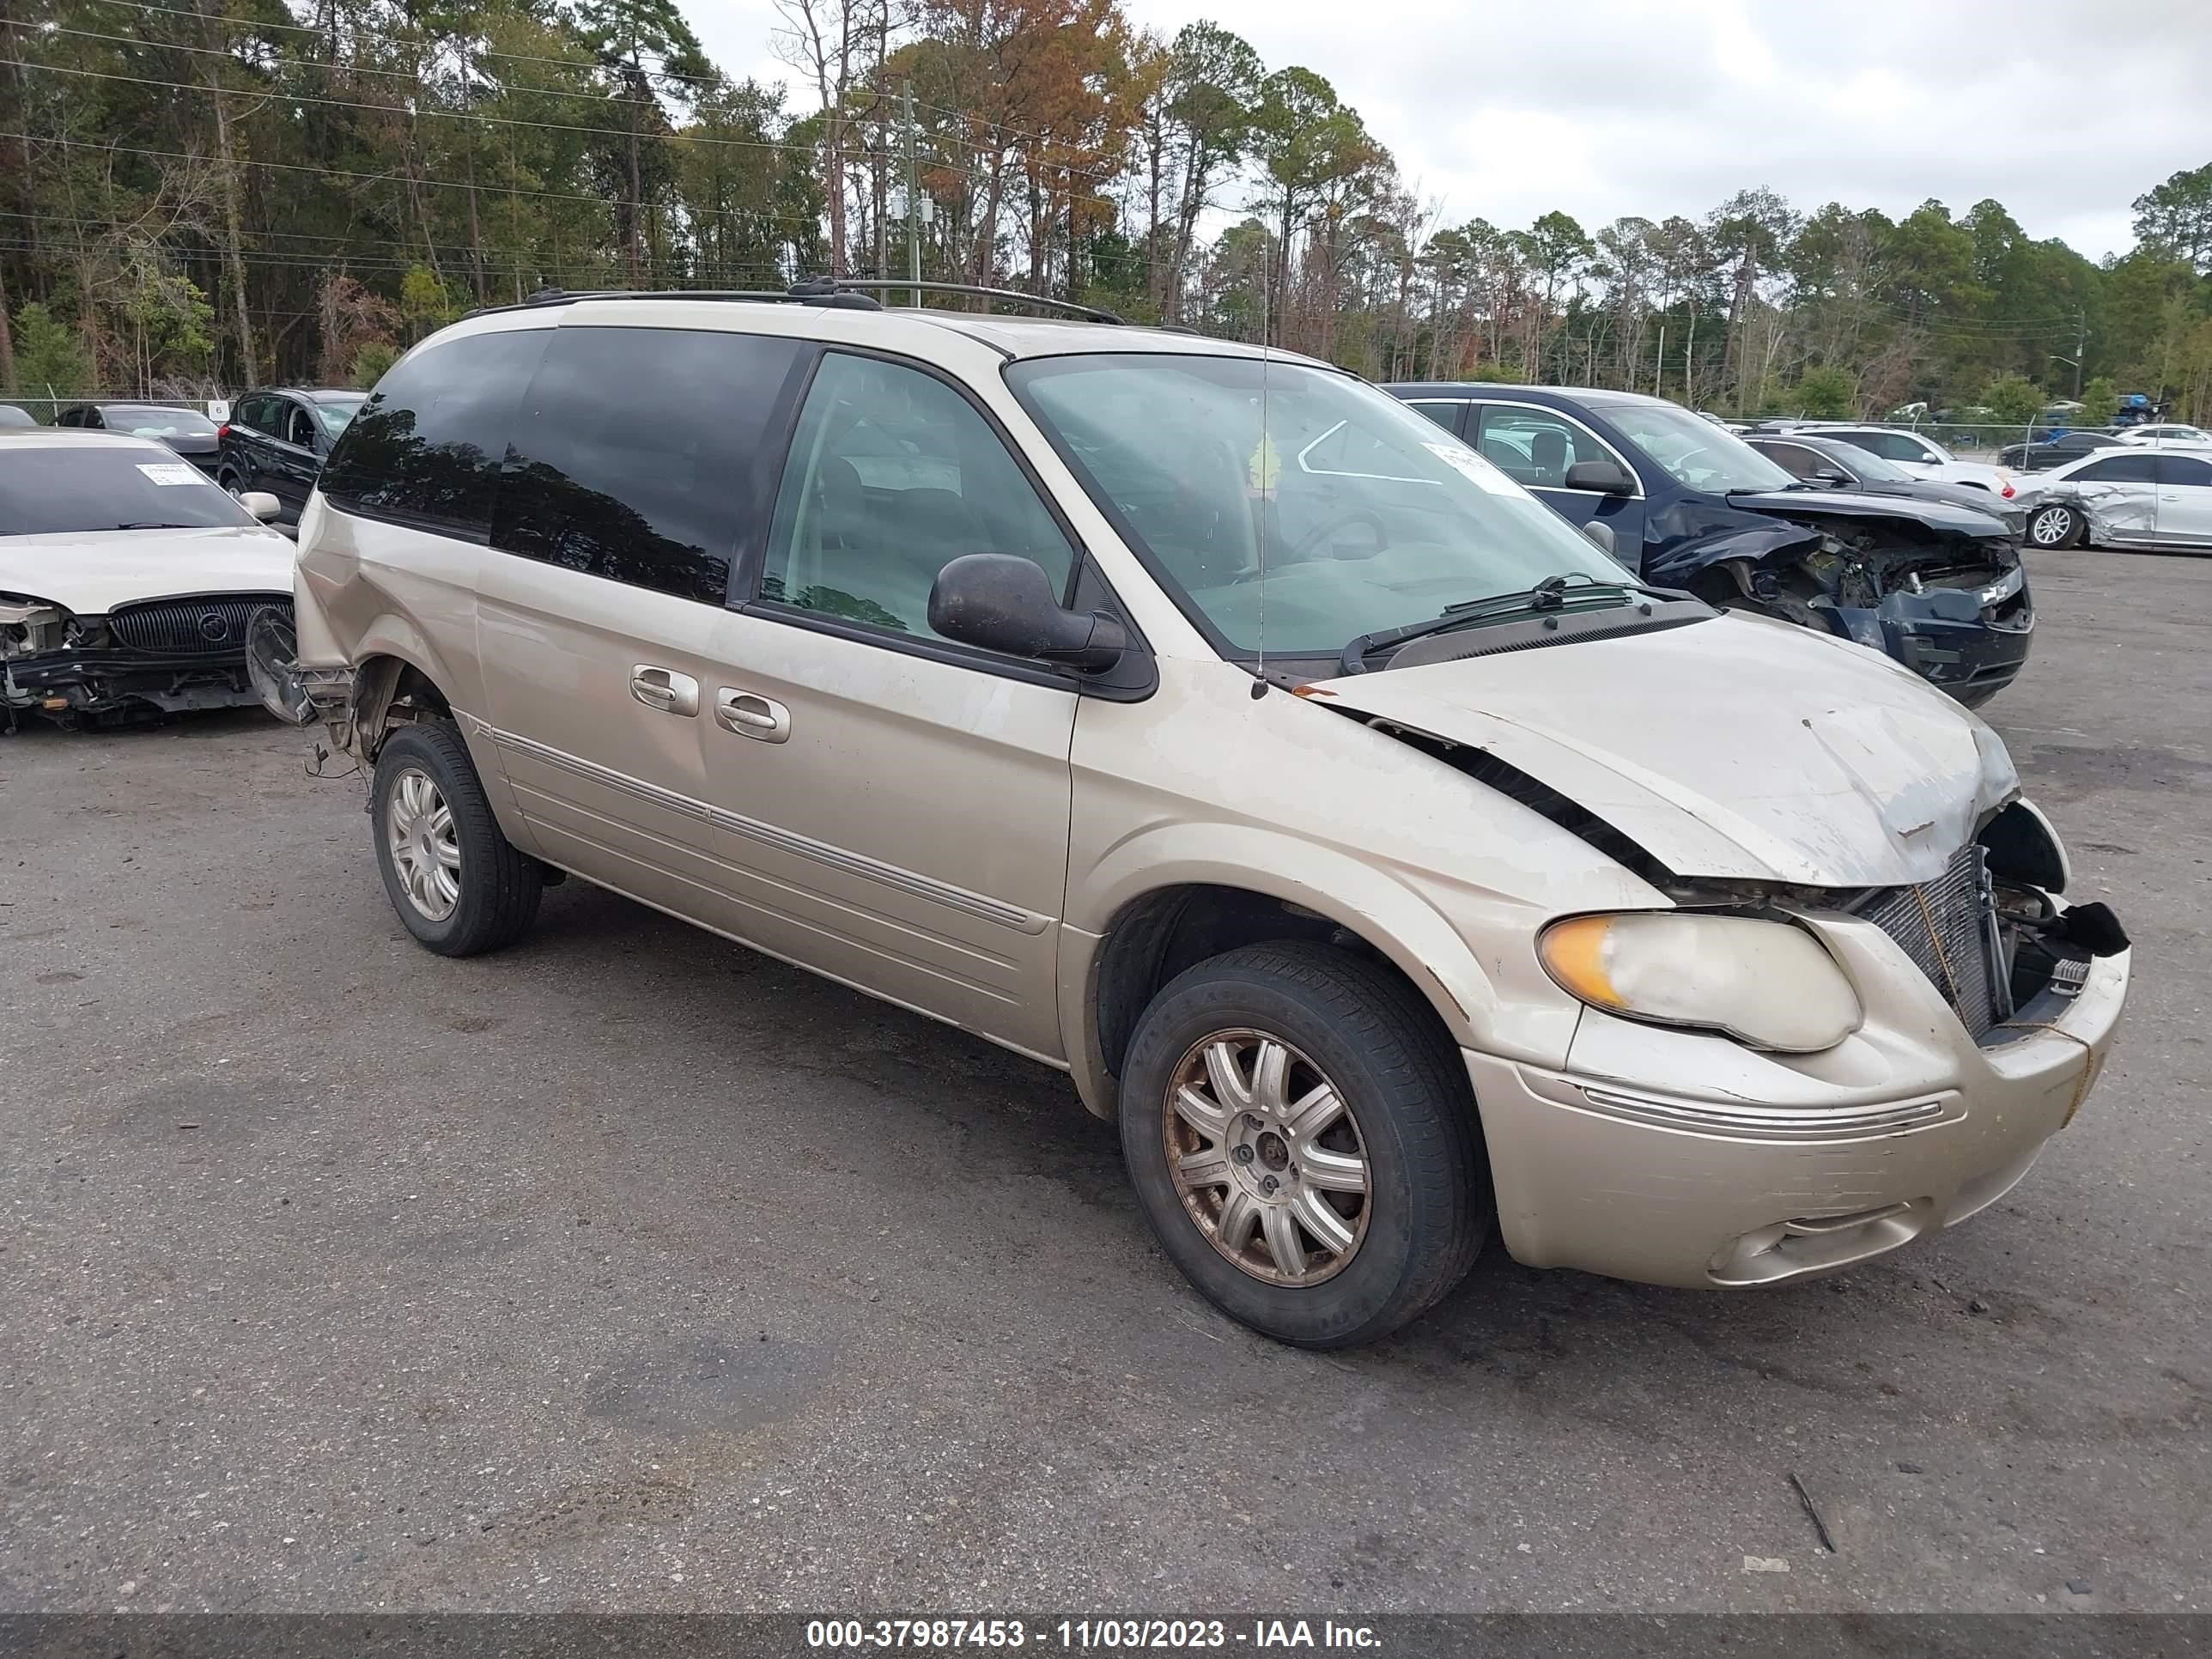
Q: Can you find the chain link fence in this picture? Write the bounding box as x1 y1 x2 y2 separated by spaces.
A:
0 394 234 426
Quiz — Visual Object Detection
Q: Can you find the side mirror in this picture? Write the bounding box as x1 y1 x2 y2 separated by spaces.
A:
240 490 283 521
1564 458 1635 495
1580 520 1616 557
928 554 1128 672
1814 468 1851 485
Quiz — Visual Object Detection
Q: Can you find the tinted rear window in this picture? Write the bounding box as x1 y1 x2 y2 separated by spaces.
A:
319 329 549 538
490 326 807 605
0 447 256 536
101 406 218 439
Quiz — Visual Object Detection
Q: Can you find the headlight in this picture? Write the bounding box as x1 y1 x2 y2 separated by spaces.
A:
1539 912 1863 1053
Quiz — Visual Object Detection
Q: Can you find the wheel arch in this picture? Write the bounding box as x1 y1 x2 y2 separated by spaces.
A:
1060 844 1498 1119
347 651 453 755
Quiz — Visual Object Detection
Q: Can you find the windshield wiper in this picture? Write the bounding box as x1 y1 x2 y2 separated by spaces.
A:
112 521 200 530
1338 573 1668 675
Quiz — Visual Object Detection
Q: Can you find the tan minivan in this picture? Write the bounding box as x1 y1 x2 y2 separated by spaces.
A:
276 289 2130 1347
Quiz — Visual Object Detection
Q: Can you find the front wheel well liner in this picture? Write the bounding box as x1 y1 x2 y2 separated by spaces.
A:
351 654 453 757
1091 884 1459 1085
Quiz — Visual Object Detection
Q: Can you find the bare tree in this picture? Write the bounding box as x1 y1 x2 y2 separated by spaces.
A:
775 0 896 276
193 0 260 386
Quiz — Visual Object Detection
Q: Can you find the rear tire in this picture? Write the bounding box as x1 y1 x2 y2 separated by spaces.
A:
2026 502 2083 550
371 720 542 957
1119 941 1490 1348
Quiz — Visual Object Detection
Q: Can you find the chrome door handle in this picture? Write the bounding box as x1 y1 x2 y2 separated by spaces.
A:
715 687 792 743
629 665 699 717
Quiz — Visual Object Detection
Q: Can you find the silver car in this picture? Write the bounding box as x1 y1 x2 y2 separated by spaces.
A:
278 291 2130 1348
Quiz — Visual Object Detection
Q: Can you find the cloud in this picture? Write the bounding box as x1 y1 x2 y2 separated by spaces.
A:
690 0 2212 260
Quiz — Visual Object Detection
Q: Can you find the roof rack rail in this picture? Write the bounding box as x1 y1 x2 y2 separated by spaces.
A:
827 280 1123 325
461 279 1121 325
464 284 884 319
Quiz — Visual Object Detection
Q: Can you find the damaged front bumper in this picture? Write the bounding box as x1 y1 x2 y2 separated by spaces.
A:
1821 563 2034 708
3 645 264 722
1466 893 2127 1290
1642 495 2035 707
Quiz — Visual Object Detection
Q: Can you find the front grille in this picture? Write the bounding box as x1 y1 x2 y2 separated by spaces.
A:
1855 844 2004 1040
108 595 289 656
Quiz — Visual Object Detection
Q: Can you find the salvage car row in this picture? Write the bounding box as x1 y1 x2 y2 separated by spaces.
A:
7 389 363 524
0 300 2137 1353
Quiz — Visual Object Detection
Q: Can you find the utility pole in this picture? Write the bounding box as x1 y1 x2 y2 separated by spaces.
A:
2072 307 2086 398
1653 325 1665 399
873 83 887 284
902 77 921 307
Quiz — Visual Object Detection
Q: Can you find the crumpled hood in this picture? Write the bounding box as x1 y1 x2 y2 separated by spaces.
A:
1314 612 2020 889
0 525 295 616
1724 488 2011 538
1637 489 2011 590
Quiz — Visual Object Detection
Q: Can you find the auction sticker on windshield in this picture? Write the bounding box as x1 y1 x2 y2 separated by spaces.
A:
136 463 203 486
1423 441 1518 494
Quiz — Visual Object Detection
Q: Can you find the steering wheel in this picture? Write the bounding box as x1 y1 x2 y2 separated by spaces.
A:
1665 445 1722 487
1284 507 1391 564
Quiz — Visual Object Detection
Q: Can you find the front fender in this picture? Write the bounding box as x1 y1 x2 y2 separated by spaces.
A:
1056 823 1594 1120
1070 823 1501 1044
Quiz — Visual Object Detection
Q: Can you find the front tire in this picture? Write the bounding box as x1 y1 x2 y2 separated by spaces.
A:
1119 942 1490 1348
2027 502 2083 550
371 720 542 957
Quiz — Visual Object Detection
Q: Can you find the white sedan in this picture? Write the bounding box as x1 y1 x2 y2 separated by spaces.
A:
2013 445 2212 551
2114 423 2212 447
1796 424 2018 495
1 428 294 727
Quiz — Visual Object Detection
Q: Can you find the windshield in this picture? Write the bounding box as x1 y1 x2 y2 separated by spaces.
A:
1007 355 1634 656
101 406 218 439
0 446 258 536
1595 399 1796 493
313 398 367 439
1813 441 1912 483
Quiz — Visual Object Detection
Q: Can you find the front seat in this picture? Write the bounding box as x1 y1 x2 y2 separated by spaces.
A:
1529 428 1569 486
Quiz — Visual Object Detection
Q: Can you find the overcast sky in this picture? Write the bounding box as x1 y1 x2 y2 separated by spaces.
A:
692 0 2212 263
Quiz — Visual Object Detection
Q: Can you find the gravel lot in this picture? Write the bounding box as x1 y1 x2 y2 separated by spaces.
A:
3 547 2208 1615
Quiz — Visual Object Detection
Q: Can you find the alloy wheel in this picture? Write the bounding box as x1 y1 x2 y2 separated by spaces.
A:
386 766 462 921
1164 1029 1371 1285
2029 507 2073 547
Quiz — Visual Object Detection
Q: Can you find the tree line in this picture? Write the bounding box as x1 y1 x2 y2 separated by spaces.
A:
3 0 2209 423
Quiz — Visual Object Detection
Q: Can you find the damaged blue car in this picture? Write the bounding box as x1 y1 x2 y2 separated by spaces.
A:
1387 383 2033 708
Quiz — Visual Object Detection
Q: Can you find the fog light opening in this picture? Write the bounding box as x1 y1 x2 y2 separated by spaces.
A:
1709 1200 1933 1286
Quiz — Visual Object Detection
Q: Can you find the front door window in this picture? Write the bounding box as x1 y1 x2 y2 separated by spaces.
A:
763 352 1077 641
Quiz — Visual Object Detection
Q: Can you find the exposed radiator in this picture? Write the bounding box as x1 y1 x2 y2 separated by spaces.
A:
1855 844 2006 1040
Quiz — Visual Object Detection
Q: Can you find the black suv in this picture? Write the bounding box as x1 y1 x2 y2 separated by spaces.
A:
216 388 368 521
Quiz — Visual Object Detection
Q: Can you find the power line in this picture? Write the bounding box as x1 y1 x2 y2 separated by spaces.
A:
2 131 732 215
6 58 823 159
40 22 672 112
0 147 836 237
82 0 742 96
4 54 1130 214
66 0 1119 181
0 234 795 283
